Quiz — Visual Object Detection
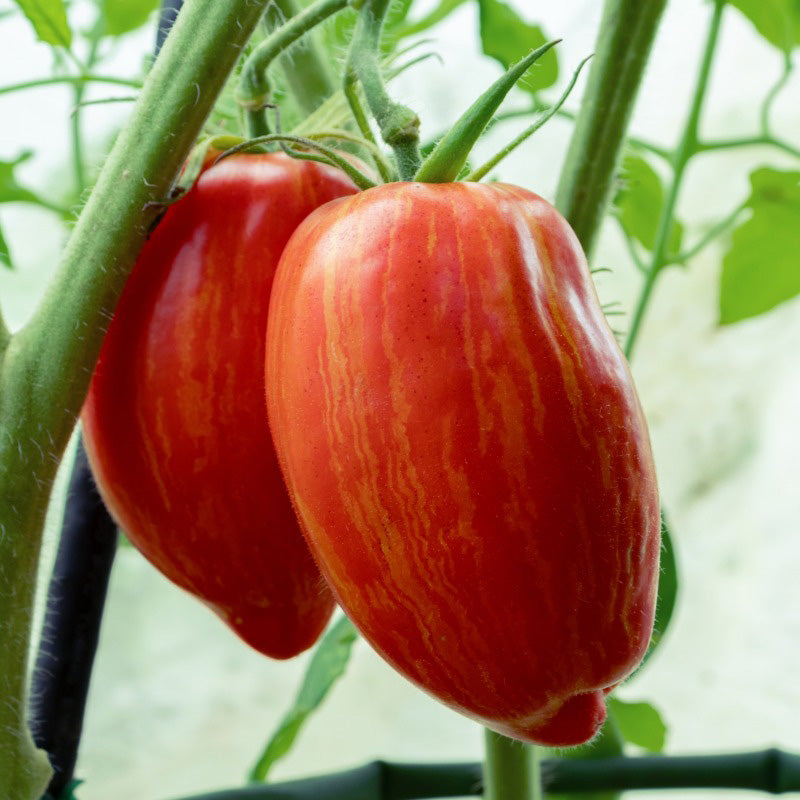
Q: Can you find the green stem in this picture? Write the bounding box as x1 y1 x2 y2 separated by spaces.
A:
0 74 143 97
676 199 747 263
554 0 669 257
695 134 800 159
0 2 270 796
349 0 421 180
71 32 103 195
760 55 792 136
267 0 337 115
238 0 350 138
483 730 541 800
624 0 725 359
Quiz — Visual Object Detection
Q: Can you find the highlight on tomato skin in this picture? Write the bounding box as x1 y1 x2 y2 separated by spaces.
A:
82 152 358 660
265 180 661 743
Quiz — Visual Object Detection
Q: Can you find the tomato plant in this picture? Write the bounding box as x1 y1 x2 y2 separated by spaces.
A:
265 181 661 745
82 152 356 658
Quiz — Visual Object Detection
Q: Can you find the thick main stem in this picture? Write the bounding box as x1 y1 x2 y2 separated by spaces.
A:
625 0 724 359
0 1 269 795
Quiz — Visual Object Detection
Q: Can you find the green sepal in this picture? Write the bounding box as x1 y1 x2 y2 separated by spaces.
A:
414 39 559 184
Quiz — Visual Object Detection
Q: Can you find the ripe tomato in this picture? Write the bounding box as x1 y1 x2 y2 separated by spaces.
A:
83 153 357 658
265 181 660 742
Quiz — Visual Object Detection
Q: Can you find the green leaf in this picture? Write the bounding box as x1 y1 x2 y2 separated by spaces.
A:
614 153 683 260
249 615 358 782
646 511 678 659
725 0 800 54
0 152 41 206
12 0 71 47
608 698 667 753
720 167 800 324
478 0 558 93
101 0 160 37
0 222 12 270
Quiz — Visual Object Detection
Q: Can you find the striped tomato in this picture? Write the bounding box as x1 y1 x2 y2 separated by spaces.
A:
266 181 660 743
82 153 357 658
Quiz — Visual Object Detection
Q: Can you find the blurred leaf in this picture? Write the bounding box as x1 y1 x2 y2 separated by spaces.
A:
0 152 41 205
101 0 160 37
478 0 558 93
608 698 667 753
614 153 683 260
720 167 800 324
725 0 800 54
645 511 678 660
0 221 12 270
249 615 358 782
12 0 71 47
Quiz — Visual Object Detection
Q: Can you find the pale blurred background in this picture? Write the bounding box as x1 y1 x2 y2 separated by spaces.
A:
1 0 799 798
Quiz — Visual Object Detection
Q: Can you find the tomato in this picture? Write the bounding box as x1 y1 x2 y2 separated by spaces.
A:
82 153 357 658
265 181 660 743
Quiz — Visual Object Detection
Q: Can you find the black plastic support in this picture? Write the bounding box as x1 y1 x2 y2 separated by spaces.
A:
28 441 118 800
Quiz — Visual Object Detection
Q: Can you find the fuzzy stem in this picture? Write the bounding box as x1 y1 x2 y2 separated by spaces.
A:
554 0 669 257
349 0 421 180
625 0 724 359
238 0 350 137
483 731 541 800
0 2 269 795
268 0 337 115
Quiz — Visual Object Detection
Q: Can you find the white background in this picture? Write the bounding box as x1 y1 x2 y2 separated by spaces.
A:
2 1 800 798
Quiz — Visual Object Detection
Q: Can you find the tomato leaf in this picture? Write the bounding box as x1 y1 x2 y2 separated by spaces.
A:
12 0 71 47
478 0 558 93
249 615 358 782
0 222 12 270
724 0 800 54
645 512 678 660
100 0 161 37
607 698 667 753
614 153 683 261
0 152 41 206
391 0 468 39
720 167 800 324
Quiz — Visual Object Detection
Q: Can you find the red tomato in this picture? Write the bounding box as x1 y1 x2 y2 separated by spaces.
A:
83 153 357 658
265 181 660 742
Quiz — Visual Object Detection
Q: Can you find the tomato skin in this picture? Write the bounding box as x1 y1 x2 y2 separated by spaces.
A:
82 153 357 659
266 182 660 742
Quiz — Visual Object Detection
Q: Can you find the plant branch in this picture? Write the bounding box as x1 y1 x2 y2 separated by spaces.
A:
266 0 337 115
695 133 800 159
483 731 540 800
676 199 747 262
554 0 669 257
625 0 725 359
761 55 792 136
237 0 350 137
349 0 421 180
0 74 144 97
0 1 270 795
